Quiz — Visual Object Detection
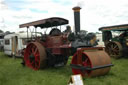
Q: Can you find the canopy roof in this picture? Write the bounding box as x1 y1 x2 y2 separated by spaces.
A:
19 17 69 28
99 24 128 31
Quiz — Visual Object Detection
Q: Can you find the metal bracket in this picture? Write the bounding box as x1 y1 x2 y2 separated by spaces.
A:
70 64 114 71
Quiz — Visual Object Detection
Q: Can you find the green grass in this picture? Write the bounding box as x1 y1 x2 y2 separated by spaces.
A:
0 52 128 85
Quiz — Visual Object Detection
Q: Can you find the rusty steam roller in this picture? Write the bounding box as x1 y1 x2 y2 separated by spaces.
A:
19 6 113 77
70 6 113 77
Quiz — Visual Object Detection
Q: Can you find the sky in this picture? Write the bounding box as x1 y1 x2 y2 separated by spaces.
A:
0 0 128 33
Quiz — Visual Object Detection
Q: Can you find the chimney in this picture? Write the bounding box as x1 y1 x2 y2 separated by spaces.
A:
72 6 81 35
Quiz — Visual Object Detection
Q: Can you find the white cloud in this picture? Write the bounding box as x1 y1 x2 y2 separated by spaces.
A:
0 0 75 32
0 0 8 10
79 0 128 32
1 0 128 32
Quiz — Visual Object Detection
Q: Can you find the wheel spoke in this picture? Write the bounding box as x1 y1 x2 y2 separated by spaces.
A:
31 61 35 65
35 56 39 62
113 45 118 49
32 48 35 53
113 49 119 53
34 48 38 55
82 58 88 65
28 48 32 54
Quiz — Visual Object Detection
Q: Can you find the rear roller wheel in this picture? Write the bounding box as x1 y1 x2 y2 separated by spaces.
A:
105 41 122 58
24 42 47 70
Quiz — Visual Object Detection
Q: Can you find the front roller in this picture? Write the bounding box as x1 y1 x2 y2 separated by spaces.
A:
24 42 47 70
71 47 113 77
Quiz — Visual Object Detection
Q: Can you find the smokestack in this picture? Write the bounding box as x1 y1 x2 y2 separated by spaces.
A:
72 6 81 35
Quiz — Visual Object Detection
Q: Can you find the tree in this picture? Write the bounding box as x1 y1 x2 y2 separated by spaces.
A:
5 31 11 34
0 30 3 33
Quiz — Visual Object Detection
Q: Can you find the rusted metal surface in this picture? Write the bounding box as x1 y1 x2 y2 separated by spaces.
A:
45 35 71 55
71 47 112 77
105 41 122 58
24 42 47 70
19 17 69 28
76 47 103 65
85 50 111 77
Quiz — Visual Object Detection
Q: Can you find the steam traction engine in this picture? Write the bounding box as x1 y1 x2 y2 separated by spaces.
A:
19 7 113 77
99 24 128 58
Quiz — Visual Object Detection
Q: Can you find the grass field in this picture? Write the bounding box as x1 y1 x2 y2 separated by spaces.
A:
0 52 128 85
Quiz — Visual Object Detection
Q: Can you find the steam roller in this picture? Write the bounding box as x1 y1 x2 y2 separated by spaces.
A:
20 6 113 77
70 7 113 77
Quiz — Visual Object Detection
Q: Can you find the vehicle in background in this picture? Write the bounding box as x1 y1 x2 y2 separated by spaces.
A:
0 33 5 51
99 24 128 58
0 39 4 51
4 32 41 57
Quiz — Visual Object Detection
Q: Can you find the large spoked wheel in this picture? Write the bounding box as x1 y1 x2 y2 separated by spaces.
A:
105 41 122 58
24 42 47 70
71 53 92 77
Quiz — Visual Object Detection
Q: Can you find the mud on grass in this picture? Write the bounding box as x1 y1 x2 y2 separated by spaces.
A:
0 52 128 85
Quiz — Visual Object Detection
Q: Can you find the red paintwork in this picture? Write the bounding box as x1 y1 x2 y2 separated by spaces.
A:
71 52 92 77
42 34 71 56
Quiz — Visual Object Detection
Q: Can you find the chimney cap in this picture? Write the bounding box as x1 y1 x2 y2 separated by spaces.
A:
72 6 81 11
